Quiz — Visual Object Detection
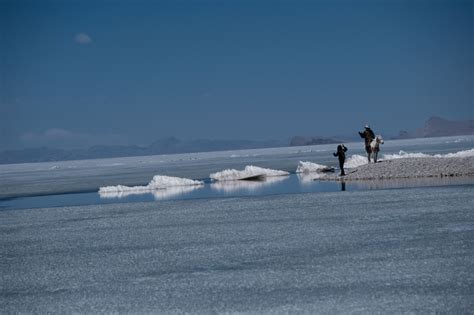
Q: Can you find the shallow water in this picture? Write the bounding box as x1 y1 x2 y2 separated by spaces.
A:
1 174 473 211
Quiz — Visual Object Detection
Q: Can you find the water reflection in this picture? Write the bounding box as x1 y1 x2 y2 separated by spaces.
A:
297 172 328 184
151 186 203 200
99 185 203 200
349 176 474 190
211 176 289 193
341 181 346 191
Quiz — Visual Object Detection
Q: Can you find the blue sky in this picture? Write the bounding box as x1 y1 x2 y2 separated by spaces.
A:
1 0 472 149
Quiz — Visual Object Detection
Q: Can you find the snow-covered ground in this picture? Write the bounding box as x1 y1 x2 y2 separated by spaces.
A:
1 186 473 313
326 156 474 180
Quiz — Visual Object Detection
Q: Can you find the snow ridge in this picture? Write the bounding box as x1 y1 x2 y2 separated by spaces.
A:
99 175 203 195
296 161 330 173
210 165 289 181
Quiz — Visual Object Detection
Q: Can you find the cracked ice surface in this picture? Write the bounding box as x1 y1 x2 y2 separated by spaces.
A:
1 185 474 313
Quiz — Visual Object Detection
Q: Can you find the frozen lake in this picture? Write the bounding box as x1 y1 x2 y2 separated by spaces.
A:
1 135 473 200
1 135 473 212
1 185 473 313
1 135 473 312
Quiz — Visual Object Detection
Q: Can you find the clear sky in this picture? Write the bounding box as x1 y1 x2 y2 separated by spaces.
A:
1 0 472 149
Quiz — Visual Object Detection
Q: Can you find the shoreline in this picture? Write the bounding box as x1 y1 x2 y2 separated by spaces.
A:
321 156 474 181
1 153 473 201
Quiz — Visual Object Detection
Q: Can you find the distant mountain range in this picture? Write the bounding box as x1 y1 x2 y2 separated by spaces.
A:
288 136 340 146
1 116 472 164
394 116 474 139
0 138 287 164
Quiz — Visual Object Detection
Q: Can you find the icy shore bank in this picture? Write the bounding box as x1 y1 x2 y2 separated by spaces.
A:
325 156 474 181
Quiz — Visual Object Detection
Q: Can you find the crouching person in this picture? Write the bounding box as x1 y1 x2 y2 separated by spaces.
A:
333 144 348 176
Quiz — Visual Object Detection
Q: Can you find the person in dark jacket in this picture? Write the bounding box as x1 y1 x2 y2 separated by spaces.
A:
333 144 348 176
359 125 375 162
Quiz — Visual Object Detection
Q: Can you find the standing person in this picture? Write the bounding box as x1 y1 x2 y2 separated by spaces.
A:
333 144 348 176
359 125 375 162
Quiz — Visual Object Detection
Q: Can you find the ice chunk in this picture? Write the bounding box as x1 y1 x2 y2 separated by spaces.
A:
296 161 331 173
383 149 474 160
383 150 431 159
100 185 202 199
99 175 204 198
434 148 474 158
210 165 289 181
345 155 368 168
